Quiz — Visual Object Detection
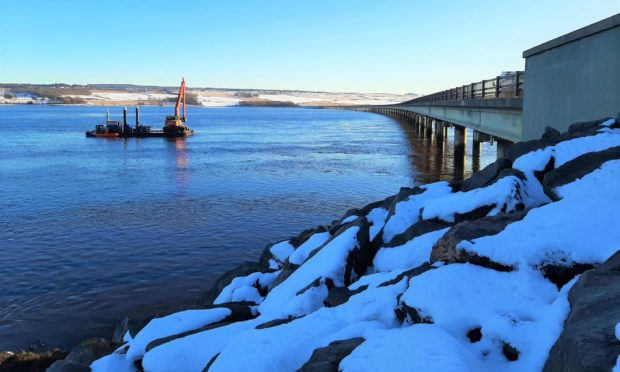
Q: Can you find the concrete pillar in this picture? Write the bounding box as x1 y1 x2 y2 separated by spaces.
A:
454 126 467 150
435 121 445 140
496 139 512 159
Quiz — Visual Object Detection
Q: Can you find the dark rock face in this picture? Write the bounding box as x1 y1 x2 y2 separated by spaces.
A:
385 220 450 248
543 145 620 201
460 158 512 192
112 316 153 345
544 251 620 372
539 262 594 290
46 338 115 372
383 186 425 224
200 262 272 306
0 349 67 372
255 317 300 330
378 263 433 288
298 338 365 372
502 342 520 361
323 285 368 308
430 211 528 269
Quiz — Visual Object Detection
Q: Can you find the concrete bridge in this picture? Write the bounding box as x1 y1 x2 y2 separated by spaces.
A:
337 13 620 159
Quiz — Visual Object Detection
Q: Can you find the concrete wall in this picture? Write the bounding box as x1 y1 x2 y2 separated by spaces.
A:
522 14 620 140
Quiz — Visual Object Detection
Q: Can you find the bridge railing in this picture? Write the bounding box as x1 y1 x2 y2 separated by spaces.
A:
405 71 524 104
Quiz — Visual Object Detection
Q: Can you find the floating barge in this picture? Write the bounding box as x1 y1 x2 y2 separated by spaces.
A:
86 78 193 138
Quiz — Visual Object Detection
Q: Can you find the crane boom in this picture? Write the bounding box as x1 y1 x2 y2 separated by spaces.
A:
174 78 186 120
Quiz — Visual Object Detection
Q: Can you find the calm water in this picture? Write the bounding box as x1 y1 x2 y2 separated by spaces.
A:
0 105 495 350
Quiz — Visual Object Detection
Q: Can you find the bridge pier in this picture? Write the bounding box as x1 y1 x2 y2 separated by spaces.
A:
454 125 467 151
496 139 512 160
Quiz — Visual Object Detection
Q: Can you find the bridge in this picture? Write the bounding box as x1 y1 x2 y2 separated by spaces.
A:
336 13 620 159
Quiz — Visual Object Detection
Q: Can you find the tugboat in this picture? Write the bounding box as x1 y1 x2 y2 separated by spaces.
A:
85 78 194 138
85 111 122 138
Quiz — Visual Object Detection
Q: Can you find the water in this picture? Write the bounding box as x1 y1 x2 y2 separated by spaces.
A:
0 105 495 350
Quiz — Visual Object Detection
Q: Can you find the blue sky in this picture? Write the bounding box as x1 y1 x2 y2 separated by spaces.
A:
0 0 618 94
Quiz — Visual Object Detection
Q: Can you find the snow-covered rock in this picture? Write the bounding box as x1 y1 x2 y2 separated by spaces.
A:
88 115 620 371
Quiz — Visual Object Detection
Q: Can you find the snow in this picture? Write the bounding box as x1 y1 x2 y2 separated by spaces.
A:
209 279 408 372
366 208 389 240
341 215 358 224
125 308 231 361
382 182 453 243
214 270 281 305
348 269 405 291
601 118 616 127
258 226 360 318
269 241 295 264
288 232 331 265
373 228 450 272
459 160 620 268
401 264 576 371
141 318 263 371
340 325 483 371
421 176 525 223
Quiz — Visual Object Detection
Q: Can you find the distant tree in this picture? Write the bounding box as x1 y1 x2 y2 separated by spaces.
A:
3 93 14 99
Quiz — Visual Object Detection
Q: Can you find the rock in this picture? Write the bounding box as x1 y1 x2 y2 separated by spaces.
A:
543 146 620 201
504 127 561 163
323 285 368 308
430 211 528 270
341 217 372 285
378 263 433 287
502 342 519 361
112 316 153 345
269 263 300 290
460 158 512 192
46 338 114 372
200 262 272 306
384 220 450 248
144 302 256 353
203 353 219 372
396 302 433 324
289 227 318 249
383 186 425 224
467 327 482 343
544 251 620 372
255 317 300 330
0 349 67 372
298 338 365 372
539 262 594 289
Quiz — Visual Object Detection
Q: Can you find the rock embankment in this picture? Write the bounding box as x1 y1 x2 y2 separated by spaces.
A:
43 116 620 371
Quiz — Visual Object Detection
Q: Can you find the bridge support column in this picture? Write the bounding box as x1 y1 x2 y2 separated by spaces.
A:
435 121 445 140
496 139 512 160
454 126 467 150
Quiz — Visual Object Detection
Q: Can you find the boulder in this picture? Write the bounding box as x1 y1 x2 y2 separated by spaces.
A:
379 263 433 288
544 251 620 372
200 262 272 306
383 186 425 224
430 211 528 270
0 349 67 372
46 338 114 372
460 158 512 192
323 285 368 308
112 316 153 345
543 146 620 201
384 220 450 248
298 338 365 372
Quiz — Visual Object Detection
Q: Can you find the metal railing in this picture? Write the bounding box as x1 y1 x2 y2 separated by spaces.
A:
405 71 524 104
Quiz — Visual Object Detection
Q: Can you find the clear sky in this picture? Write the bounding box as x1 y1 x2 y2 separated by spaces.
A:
0 0 618 94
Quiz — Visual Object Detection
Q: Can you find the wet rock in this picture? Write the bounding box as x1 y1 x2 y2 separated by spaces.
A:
460 158 512 192
46 338 114 372
200 262 272 306
544 251 620 372
543 145 620 201
0 348 67 372
467 327 482 343
298 338 365 372
430 211 528 270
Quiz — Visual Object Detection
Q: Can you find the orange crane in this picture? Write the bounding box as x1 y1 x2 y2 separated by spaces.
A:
164 78 193 136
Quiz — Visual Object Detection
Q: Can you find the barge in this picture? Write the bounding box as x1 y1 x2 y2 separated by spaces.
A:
86 78 193 138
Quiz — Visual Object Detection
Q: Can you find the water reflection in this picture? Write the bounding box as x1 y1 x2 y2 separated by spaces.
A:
391 117 496 185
